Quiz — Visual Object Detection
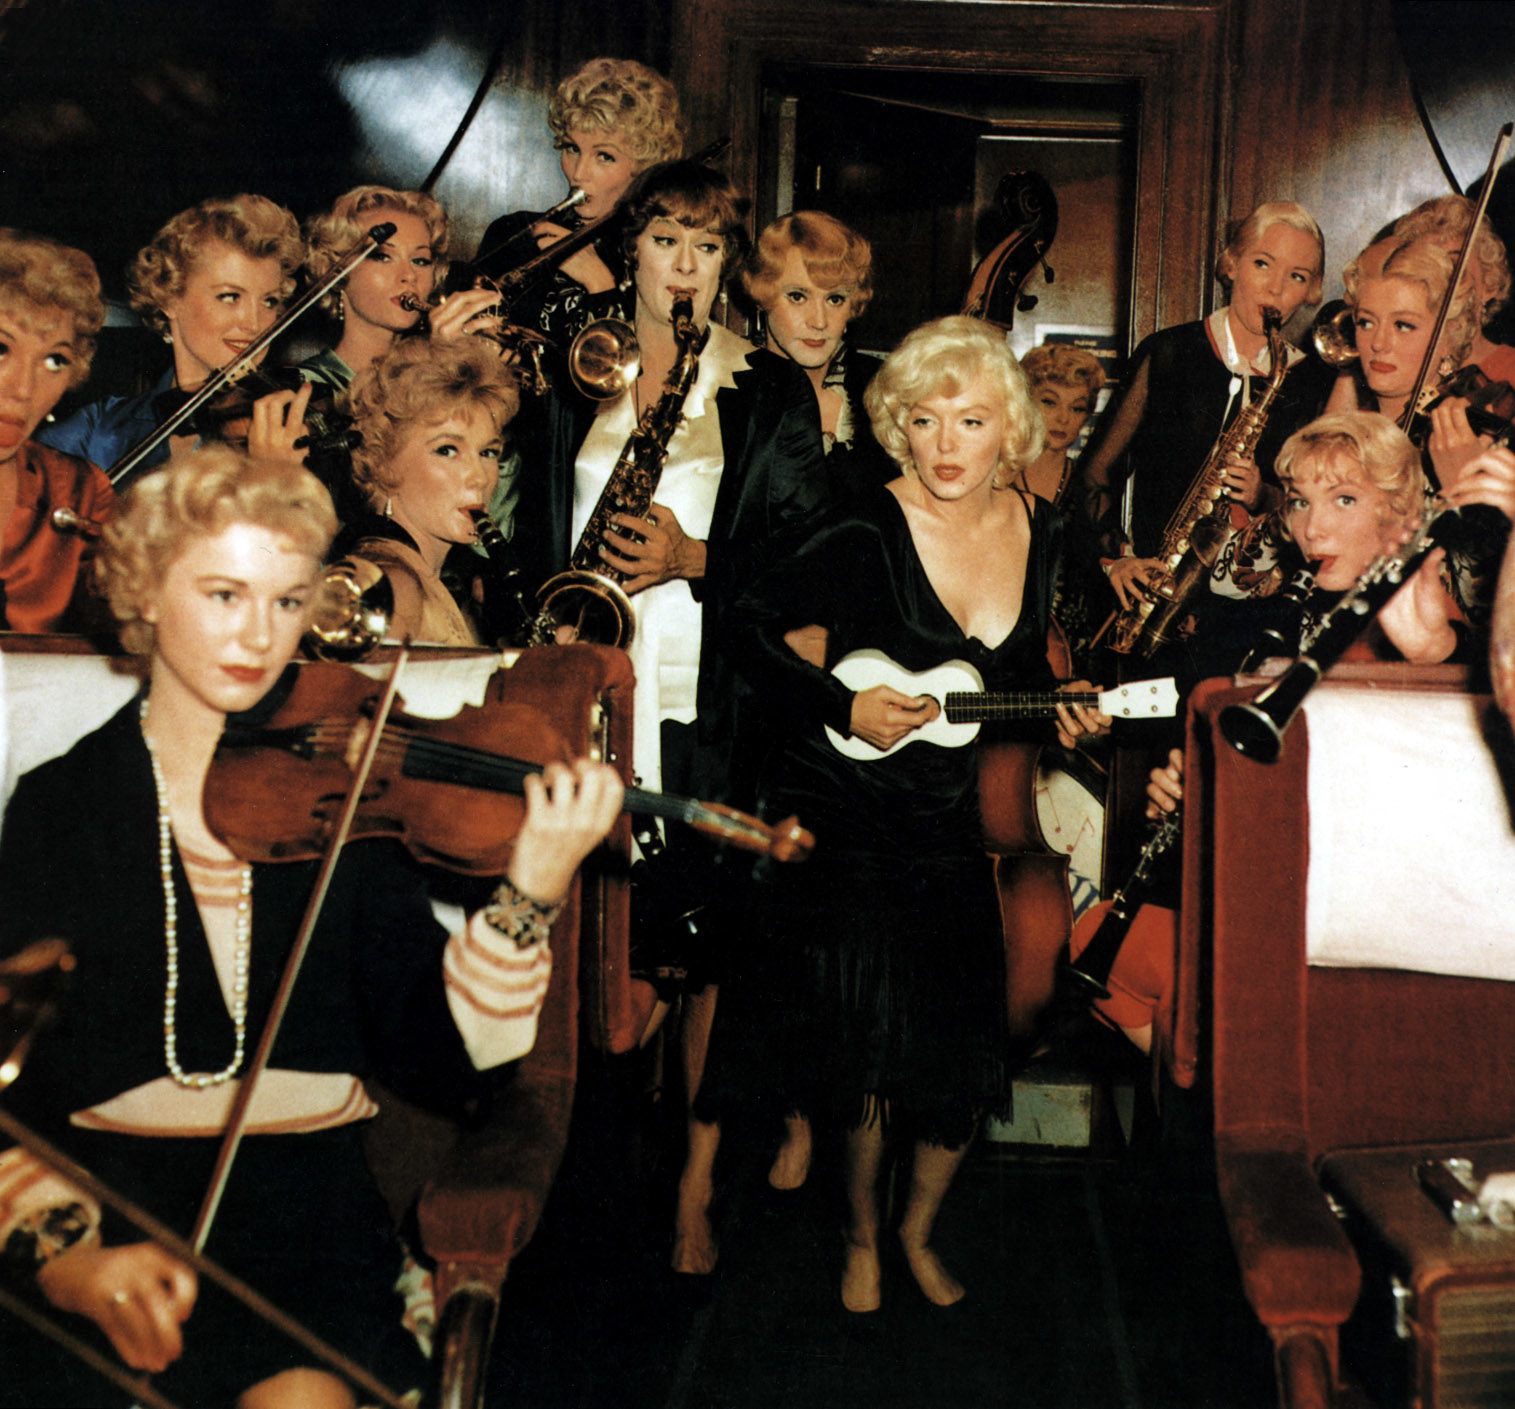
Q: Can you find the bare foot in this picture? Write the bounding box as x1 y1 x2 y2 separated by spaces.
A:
767 1116 812 1191
671 1180 718 1275
899 1237 965 1306
841 1239 882 1313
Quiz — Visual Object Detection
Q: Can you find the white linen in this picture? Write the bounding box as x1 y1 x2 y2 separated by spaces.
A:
1304 687 1515 981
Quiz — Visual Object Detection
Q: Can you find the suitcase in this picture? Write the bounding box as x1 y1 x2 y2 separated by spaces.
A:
1319 1139 1515 1408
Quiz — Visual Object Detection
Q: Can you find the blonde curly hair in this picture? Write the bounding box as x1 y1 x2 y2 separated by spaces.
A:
0 229 105 387
1276 410 1425 526
1393 193 1511 328
98 444 336 656
1345 237 1478 373
1020 344 1106 400
547 58 686 168
865 316 1044 486
305 186 449 319
127 195 304 334
348 338 520 502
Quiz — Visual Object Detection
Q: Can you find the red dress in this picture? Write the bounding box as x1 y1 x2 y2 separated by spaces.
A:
1 440 114 632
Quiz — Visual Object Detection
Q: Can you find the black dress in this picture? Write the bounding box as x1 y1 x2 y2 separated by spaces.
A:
702 486 1063 1148
0 700 487 1406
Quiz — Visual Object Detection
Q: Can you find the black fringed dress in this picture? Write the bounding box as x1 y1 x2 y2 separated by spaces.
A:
700 486 1062 1149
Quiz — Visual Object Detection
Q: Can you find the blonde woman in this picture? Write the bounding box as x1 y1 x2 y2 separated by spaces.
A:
701 317 1106 1311
340 337 519 645
474 57 686 343
0 445 620 1407
38 195 311 478
0 228 113 631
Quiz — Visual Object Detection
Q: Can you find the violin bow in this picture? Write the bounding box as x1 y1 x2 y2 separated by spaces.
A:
191 646 412 1254
1398 122 1513 459
105 221 399 489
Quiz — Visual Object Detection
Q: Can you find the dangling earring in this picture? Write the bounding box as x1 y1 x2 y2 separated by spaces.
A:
334 294 346 327
383 496 393 518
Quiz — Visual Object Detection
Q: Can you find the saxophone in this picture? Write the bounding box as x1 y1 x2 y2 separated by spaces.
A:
532 298 706 648
1104 309 1296 657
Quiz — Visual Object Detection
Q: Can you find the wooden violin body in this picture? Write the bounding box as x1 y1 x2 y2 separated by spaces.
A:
205 648 812 879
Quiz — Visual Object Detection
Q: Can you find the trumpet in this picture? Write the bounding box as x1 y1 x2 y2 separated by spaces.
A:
1311 299 1357 367
304 556 395 662
400 286 641 402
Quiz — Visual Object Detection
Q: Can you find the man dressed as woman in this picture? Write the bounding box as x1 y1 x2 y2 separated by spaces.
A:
513 158 827 1277
705 317 1105 1311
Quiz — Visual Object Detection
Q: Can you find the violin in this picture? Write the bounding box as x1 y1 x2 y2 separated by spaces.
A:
1416 364 1515 447
183 364 357 459
203 660 814 876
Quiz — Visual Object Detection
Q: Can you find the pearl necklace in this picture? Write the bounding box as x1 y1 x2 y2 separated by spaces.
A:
141 700 252 1088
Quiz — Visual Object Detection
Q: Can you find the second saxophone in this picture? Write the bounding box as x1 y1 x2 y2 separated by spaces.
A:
1103 308 1296 657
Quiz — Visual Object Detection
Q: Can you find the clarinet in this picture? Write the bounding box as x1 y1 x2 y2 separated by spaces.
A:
1064 565 1315 996
1218 505 1456 762
468 509 541 648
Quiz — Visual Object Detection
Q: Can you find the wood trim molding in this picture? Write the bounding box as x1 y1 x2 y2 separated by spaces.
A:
674 0 1229 348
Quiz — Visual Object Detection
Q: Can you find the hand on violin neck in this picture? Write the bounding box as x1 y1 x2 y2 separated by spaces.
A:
503 758 625 904
1428 397 1490 489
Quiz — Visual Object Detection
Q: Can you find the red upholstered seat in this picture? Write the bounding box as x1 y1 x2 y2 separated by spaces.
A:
1184 666 1515 1407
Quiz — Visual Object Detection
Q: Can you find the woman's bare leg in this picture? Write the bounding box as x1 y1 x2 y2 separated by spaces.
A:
841 1115 886 1312
897 1139 970 1306
768 1112 813 1191
672 985 721 1273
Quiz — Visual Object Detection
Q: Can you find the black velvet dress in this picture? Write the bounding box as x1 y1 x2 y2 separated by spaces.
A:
700 486 1062 1148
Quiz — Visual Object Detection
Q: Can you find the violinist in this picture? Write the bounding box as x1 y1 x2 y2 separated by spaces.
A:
1393 195 1514 382
740 211 893 494
0 445 622 1408
0 229 114 633
1334 237 1477 427
513 159 827 1278
1077 200 1333 672
338 336 518 646
37 195 313 479
474 57 686 343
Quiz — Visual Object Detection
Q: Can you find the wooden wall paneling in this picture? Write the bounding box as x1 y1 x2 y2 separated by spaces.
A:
673 0 1230 352
1227 0 1448 306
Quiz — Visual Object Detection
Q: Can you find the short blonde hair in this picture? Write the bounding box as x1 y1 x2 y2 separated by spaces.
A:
0 229 105 387
98 445 336 656
127 195 305 333
741 211 874 316
1276 410 1425 525
348 338 520 501
1020 344 1106 400
1217 200 1325 305
305 186 449 318
865 316 1044 485
547 58 686 169
1394 193 1511 327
